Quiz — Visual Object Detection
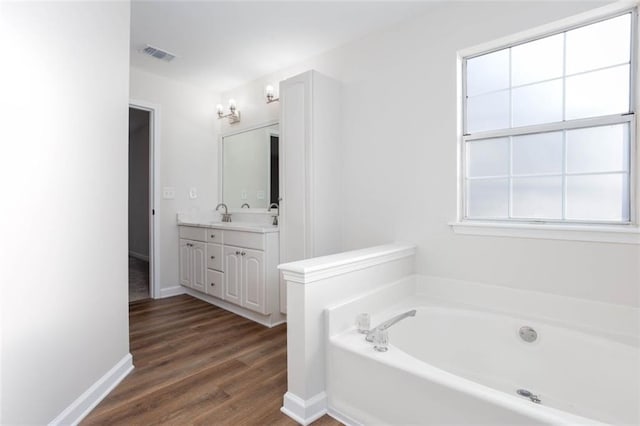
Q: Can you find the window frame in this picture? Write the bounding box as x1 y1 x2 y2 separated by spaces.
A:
458 8 638 227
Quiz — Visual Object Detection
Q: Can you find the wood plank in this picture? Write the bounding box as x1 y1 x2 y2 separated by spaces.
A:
81 295 341 425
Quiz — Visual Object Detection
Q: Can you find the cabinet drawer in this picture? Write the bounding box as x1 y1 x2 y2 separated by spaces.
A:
207 243 223 271
224 230 264 250
179 226 207 242
206 229 223 244
206 269 224 299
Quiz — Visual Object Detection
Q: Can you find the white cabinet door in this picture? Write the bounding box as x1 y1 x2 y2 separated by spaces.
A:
242 248 266 314
179 239 192 288
191 241 206 293
223 246 242 305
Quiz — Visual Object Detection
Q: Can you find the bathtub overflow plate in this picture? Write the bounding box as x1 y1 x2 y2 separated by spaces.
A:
519 326 537 343
517 388 541 404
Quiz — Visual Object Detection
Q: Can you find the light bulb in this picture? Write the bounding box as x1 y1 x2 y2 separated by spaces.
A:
228 99 237 108
265 85 274 96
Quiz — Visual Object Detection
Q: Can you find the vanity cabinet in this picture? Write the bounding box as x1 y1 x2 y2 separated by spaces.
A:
178 224 283 327
279 70 343 313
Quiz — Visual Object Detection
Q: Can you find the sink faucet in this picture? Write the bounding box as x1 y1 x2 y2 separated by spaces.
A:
241 203 250 208
215 203 232 222
268 203 279 226
365 309 416 342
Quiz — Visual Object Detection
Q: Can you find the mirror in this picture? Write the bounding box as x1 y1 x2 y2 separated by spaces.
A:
221 123 279 209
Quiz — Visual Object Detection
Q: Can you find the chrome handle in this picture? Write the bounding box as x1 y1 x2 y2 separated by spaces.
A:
241 251 246 256
235 250 240 255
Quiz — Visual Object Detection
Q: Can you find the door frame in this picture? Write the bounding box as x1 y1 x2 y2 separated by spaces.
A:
129 99 161 299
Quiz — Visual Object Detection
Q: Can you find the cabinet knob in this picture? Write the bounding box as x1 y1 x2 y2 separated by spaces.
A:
210 256 215 259
235 250 240 255
211 234 215 238
241 251 246 256
210 282 215 286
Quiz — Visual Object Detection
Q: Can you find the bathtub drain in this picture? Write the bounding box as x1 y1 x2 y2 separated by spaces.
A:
519 326 537 343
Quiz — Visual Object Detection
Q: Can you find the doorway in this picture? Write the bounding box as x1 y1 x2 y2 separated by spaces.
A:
128 107 150 301
128 102 158 301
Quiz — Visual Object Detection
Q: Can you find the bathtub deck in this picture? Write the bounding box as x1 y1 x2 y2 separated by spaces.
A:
82 294 341 425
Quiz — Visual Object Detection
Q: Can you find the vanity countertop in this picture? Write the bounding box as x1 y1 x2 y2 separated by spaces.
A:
177 219 279 234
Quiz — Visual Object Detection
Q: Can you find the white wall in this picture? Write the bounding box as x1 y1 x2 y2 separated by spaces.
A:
129 108 150 259
0 1 131 423
129 68 219 294
222 1 639 307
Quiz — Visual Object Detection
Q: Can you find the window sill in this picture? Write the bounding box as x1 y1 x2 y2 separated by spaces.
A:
449 221 640 245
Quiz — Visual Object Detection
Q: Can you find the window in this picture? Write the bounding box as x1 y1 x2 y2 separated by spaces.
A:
463 12 634 224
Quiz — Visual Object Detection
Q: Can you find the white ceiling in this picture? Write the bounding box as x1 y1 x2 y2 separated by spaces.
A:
130 1 436 93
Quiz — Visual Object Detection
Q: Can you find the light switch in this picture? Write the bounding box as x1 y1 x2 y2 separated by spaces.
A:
241 190 247 200
189 187 198 199
257 190 265 200
163 187 175 200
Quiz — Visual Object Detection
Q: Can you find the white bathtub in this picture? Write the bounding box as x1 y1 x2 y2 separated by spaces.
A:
327 302 640 425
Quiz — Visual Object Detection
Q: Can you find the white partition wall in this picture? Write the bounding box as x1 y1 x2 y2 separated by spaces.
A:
278 70 343 313
279 243 416 424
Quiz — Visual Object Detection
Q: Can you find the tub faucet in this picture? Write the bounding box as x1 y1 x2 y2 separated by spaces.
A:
215 203 232 222
365 309 416 342
268 203 279 226
241 203 250 209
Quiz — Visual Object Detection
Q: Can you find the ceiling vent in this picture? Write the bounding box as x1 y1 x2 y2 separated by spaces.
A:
141 44 176 62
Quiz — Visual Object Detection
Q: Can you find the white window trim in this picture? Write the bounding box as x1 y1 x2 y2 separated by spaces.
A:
450 221 640 244
453 1 640 243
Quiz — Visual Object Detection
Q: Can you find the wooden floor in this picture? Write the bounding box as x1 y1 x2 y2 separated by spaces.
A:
83 295 340 425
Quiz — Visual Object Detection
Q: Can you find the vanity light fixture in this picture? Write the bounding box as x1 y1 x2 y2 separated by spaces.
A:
265 85 279 104
216 99 241 124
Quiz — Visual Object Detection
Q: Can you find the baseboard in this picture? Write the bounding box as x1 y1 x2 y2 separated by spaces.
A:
159 285 186 298
270 319 287 328
49 353 133 426
185 288 285 328
128 251 149 262
281 391 327 425
327 406 362 426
